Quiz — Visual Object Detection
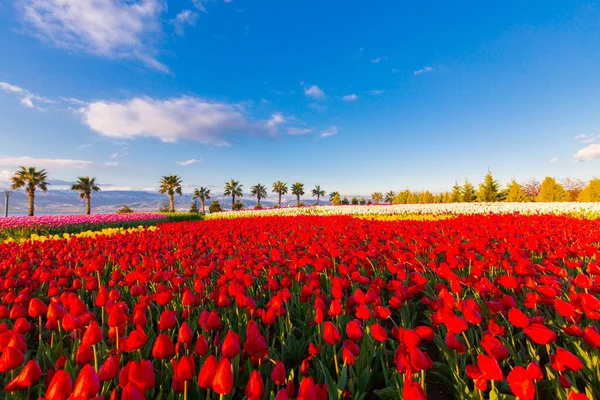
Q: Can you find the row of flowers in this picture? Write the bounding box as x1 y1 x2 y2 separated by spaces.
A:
0 215 598 399
3 225 157 244
0 213 167 231
206 202 600 219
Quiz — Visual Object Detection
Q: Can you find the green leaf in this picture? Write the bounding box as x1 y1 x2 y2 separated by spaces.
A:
319 361 338 400
337 363 348 393
374 387 401 400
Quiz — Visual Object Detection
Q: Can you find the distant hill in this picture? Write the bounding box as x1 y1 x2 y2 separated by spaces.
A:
3 190 334 214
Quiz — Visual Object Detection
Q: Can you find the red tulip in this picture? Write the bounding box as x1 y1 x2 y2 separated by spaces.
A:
0 346 24 372
323 321 340 346
28 298 47 318
477 354 503 381
342 346 356 365
370 323 388 342
583 326 600 348
245 370 265 399
72 364 100 398
81 321 103 347
403 379 427 400
45 370 73 400
178 322 193 346
345 320 363 340
194 335 209 356
3 360 42 392
524 323 557 345
508 366 535 400
271 360 286 386
99 354 121 382
550 348 584 372
508 308 529 328
174 355 195 381
108 305 126 328
128 360 155 391
221 329 241 358
212 358 234 395
158 310 177 330
298 377 317 400
198 355 218 389
152 334 174 360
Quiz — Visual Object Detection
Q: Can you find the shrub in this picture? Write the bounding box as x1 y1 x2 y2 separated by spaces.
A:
254 203 263 210
233 200 245 210
189 202 199 214
117 205 134 214
208 201 222 214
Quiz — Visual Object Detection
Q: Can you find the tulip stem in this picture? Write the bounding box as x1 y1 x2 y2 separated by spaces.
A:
116 326 119 352
93 344 98 372
219 394 224 400
38 316 42 345
333 347 340 376
184 381 188 400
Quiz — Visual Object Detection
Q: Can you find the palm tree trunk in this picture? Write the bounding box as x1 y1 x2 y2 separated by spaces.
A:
297 195 300 206
85 195 91 215
317 194 320 205
169 194 174 213
28 191 34 217
201 199 205 214
278 192 282 206
232 195 235 210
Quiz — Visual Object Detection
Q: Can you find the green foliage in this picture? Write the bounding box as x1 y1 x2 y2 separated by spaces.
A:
461 180 477 202
291 182 305 206
371 192 383 204
450 182 462 203
578 178 600 202
384 191 396 204
250 183 268 205
506 179 529 202
331 193 341 205
359 198 366 205
341 196 350 205
297 201 305 207
159 203 170 213
477 170 502 202
189 201 199 213
351 197 359 205
419 191 435 204
164 212 204 222
254 203 263 210
224 179 243 210
208 200 222 213
233 200 245 210
117 205 134 214
537 176 569 202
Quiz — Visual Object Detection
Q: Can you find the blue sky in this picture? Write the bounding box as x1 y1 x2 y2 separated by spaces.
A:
1 0 600 195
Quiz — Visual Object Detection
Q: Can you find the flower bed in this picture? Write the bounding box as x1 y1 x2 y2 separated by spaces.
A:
0 215 597 399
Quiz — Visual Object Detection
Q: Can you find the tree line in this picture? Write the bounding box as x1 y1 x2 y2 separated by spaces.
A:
6 166 600 216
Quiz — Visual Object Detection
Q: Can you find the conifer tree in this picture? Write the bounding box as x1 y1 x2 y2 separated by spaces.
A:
505 179 529 202
477 170 501 202
450 182 463 203
578 178 600 202
461 180 477 202
537 177 569 202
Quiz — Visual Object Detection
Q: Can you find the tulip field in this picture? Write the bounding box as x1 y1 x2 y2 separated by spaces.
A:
0 213 599 399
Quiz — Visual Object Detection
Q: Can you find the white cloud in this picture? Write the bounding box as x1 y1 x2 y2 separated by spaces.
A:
60 97 87 105
369 90 385 95
370 56 388 64
0 80 55 109
308 103 327 112
0 156 91 169
414 66 434 76
0 82 24 93
77 144 92 150
574 134 598 144
575 144 600 161
20 97 35 108
287 127 312 135
176 158 200 166
342 94 358 101
103 161 119 167
19 0 168 72
172 10 197 36
304 85 326 100
79 96 282 145
320 126 338 138
192 0 232 12
391 68 399 74
549 158 560 164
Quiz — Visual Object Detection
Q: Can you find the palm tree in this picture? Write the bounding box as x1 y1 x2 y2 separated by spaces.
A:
312 185 326 205
272 181 288 207
329 191 339 202
224 179 243 210
371 192 383 205
250 184 268 206
11 167 49 216
193 187 211 214
384 191 396 204
71 176 101 215
291 182 305 206
158 175 183 212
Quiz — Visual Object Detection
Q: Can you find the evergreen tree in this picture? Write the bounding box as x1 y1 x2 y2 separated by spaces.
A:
420 191 435 203
450 182 462 203
537 177 569 202
578 178 600 202
505 179 529 202
341 196 350 205
331 193 342 205
476 170 501 202
461 180 477 202
351 197 359 205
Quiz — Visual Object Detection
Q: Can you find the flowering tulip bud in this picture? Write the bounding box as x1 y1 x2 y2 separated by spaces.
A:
323 321 340 346
271 361 286 386
72 364 100 398
28 298 47 318
3 360 42 392
152 334 175 360
99 354 120 382
0 346 24 372
212 358 234 395
45 370 73 400
198 355 217 389
245 370 265 399
221 330 241 359
81 321 103 347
